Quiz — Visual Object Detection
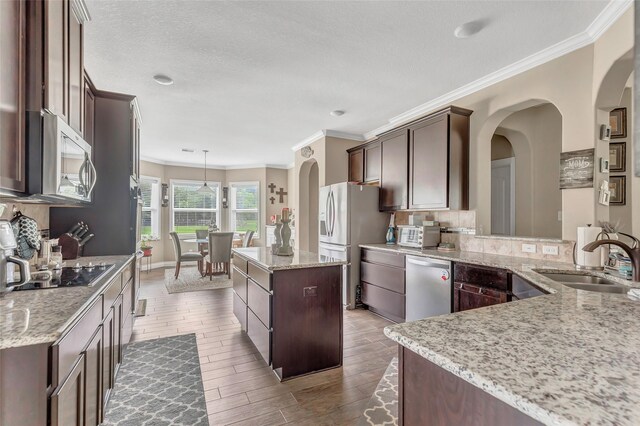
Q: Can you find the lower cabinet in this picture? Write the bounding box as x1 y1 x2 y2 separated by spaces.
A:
51 354 86 426
48 257 138 426
453 263 510 313
453 282 508 312
360 248 406 323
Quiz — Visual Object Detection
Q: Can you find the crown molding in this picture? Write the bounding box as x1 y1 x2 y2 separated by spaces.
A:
71 0 92 23
140 155 290 170
290 129 366 152
290 130 325 152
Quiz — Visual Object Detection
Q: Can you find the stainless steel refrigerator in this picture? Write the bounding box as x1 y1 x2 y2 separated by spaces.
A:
318 182 389 309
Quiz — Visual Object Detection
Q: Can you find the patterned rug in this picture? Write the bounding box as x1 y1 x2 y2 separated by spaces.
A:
102 334 209 426
359 357 398 426
164 267 233 294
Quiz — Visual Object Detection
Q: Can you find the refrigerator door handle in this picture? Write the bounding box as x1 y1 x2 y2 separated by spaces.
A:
325 189 333 236
330 190 336 237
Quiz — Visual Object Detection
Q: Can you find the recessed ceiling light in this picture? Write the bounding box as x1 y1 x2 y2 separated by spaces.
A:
330 110 345 117
153 74 174 85
454 20 485 39
181 148 195 153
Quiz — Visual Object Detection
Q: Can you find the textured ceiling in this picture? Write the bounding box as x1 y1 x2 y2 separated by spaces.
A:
84 0 609 168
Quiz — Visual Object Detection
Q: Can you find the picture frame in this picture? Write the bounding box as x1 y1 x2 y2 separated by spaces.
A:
609 108 627 139
609 176 626 205
599 124 611 141
559 149 594 189
599 157 609 173
609 142 626 173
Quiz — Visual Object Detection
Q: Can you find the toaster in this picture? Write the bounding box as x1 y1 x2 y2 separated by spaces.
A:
397 225 441 249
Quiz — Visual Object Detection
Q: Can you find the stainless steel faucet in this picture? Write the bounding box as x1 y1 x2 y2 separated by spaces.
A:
582 239 640 281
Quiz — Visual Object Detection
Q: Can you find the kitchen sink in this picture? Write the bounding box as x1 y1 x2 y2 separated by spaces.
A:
561 283 630 294
536 272 618 285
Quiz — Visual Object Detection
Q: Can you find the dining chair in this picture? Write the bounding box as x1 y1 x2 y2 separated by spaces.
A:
204 232 234 279
169 232 204 279
242 230 255 247
195 229 210 267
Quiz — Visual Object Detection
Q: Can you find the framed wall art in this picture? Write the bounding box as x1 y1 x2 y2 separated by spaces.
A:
609 107 627 139
559 149 594 189
609 175 626 205
609 142 626 173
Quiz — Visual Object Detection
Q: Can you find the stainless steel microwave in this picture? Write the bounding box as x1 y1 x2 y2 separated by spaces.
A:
27 112 96 203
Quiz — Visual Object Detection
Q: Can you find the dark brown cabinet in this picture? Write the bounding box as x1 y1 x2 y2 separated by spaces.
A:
0 0 27 193
84 74 95 147
364 141 381 182
453 263 509 312
101 307 115 406
84 326 103 426
68 4 83 133
51 354 85 426
131 103 141 181
453 282 508 312
379 129 409 211
360 248 406 323
348 149 364 182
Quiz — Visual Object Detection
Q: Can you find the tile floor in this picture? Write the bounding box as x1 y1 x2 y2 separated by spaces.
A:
131 268 397 425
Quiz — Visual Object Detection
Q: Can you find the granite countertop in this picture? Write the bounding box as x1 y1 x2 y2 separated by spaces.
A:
0 255 134 350
233 247 347 271
361 244 640 426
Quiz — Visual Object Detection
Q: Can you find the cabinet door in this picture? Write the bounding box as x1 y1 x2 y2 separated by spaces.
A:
380 129 409 211
113 295 123 369
45 0 68 120
130 105 140 180
68 5 83 134
84 81 95 146
409 115 449 209
364 142 381 182
0 0 26 192
348 149 364 183
101 307 114 408
453 282 507 312
84 326 103 426
51 354 85 426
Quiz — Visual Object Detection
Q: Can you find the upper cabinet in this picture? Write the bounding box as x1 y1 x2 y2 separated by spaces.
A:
0 0 27 193
348 140 381 184
42 0 89 135
130 101 141 181
348 106 472 211
380 129 409 211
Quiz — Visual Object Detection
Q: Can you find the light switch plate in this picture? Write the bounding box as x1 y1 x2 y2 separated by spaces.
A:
542 245 559 256
521 243 536 253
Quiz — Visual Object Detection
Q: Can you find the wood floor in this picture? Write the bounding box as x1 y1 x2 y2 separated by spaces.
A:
131 268 397 426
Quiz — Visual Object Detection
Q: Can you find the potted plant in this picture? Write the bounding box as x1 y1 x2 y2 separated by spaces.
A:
140 235 155 256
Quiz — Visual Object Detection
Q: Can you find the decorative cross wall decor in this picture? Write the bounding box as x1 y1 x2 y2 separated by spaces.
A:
269 197 275 205
276 188 287 203
268 183 277 193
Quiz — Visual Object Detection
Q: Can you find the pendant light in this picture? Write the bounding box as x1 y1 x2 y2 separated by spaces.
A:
197 149 214 193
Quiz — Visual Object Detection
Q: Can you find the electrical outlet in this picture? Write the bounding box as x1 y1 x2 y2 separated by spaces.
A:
542 245 559 256
303 286 318 297
521 243 536 253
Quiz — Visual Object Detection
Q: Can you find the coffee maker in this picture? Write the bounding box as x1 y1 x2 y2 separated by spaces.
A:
0 220 31 294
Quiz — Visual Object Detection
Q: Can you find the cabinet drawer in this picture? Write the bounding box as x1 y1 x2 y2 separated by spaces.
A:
248 262 271 291
248 279 271 328
454 263 509 291
122 278 133 318
361 261 405 294
361 249 405 268
52 297 102 388
233 255 248 274
361 283 405 323
102 274 122 313
233 292 247 332
247 309 271 365
232 267 248 303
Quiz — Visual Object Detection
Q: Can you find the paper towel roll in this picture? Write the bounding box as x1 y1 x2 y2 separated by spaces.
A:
576 226 606 269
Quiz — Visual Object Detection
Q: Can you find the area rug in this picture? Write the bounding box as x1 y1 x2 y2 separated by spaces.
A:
102 333 209 426
164 267 233 294
359 357 398 426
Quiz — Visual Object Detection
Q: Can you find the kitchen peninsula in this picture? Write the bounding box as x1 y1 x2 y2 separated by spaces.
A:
232 247 346 380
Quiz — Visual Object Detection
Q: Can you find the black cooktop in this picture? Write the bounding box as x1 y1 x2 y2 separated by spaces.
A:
10 264 114 291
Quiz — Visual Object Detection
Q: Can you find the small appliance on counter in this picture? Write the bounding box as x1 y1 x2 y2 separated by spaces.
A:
0 220 31 295
398 225 441 249
575 225 608 270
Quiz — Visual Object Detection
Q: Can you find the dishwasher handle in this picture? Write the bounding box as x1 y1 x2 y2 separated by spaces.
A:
406 256 451 270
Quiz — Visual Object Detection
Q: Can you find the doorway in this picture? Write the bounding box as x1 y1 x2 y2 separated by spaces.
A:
298 159 319 252
491 158 515 236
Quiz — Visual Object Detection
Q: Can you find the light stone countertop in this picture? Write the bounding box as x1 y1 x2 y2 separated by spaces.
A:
360 244 640 426
233 247 347 271
0 255 134 350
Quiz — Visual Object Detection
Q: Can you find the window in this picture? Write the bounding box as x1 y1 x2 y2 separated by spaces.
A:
140 176 160 238
171 180 220 235
230 182 259 236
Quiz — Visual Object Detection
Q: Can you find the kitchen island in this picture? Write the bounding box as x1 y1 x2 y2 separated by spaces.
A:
232 247 346 380
364 244 640 425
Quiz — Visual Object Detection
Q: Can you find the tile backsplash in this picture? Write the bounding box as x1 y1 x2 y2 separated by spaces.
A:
0 202 50 231
394 210 575 264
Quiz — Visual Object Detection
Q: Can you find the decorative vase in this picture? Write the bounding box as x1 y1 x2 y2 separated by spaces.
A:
273 222 283 254
277 219 294 256
142 247 152 257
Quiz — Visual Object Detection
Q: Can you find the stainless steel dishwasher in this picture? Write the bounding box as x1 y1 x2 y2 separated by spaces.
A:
405 256 452 321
